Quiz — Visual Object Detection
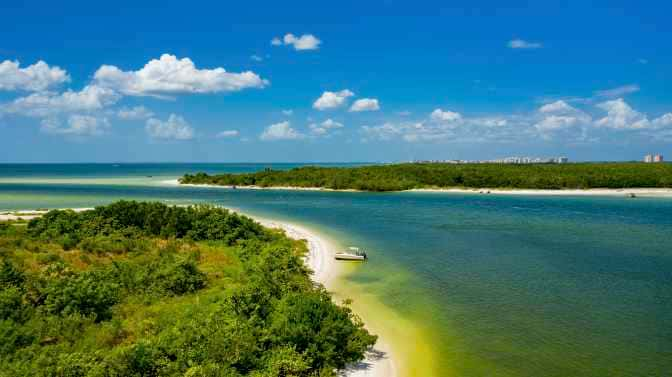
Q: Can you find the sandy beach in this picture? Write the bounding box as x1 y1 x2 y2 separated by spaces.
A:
164 178 672 197
239 216 398 377
0 206 398 377
0 208 93 221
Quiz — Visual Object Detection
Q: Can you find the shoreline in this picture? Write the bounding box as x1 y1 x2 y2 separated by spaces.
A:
238 215 398 377
0 206 399 377
164 179 672 197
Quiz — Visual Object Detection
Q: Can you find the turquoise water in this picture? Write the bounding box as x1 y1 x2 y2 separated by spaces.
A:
1 164 671 376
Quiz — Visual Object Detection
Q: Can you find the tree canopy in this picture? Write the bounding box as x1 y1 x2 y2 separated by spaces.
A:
180 162 672 192
0 201 376 376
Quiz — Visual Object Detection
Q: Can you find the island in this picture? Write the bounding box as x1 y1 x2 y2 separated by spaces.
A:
179 162 672 192
0 201 376 376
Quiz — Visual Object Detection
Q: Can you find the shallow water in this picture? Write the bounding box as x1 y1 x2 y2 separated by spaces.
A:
1 163 671 376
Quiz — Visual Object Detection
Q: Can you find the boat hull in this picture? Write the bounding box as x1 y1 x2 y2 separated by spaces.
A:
335 254 366 261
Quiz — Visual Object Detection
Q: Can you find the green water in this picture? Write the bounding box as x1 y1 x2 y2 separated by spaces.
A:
1 164 671 376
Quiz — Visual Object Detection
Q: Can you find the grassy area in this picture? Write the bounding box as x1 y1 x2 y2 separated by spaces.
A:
180 162 672 192
0 201 376 376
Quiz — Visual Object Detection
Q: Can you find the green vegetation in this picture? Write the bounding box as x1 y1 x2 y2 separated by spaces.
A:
0 201 376 376
181 163 672 192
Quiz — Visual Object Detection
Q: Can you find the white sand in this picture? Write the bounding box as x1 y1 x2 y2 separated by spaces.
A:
0 206 398 377
164 179 672 197
0 208 93 221
160 179 360 192
408 187 672 197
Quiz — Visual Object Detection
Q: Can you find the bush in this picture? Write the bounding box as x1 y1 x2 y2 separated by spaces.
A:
42 271 120 321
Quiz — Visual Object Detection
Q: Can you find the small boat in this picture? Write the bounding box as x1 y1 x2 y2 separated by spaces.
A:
335 247 368 261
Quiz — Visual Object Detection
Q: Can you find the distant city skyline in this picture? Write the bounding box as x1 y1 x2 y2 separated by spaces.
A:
1 1 671 163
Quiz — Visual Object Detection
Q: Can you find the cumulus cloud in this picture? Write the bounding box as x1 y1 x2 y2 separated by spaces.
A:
430 108 462 123
3 85 120 117
594 98 650 129
508 39 543 49
116 106 154 120
0 60 70 92
93 54 268 97
272 33 321 51
594 84 640 98
41 115 110 136
652 113 672 129
216 130 240 138
309 118 344 136
361 98 672 144
349 98 380 112
313 89 354 110
260 121 304 141
534 100 591 133
145 114 194 140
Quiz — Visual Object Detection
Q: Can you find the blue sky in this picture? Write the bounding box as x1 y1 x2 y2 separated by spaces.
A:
1 0 670 162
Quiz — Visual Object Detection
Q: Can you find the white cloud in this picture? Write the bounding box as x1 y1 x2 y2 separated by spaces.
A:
652 113 672 129
93 54 268 97
309 118 344 136
145 114 194 140
216 130 240 138
41 115 109 136
535 115 585 132
539 100 575 114
0 60 70 92
116 106 154 120
361 98 672 144
282 109 293 116
474 117 509 127
350 98 380 112
398 110 411 116
594 84 640 98
595 98 650 129
508 39 543 49
430 108 462 123
250 55 263 62
535 100 591 132
260 121 304 141
272 33 321 51
4 85 120 117
313 89 354 110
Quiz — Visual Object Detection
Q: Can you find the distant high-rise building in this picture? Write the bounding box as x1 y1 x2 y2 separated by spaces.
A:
558 157 569 163
644 154 654 163
654 154 664 163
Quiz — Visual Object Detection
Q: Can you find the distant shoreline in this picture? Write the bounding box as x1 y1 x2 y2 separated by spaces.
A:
164 179 672 198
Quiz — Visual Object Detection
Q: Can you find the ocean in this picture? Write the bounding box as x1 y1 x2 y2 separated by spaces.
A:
1 163 671 376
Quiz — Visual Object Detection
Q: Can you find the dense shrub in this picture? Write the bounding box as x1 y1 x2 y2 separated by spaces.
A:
0 202 375 376
181 162 672 191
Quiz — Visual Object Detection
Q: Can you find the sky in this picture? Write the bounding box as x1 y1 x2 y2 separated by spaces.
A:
0 0 671 163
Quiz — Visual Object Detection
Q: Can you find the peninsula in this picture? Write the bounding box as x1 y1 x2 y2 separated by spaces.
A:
0 201 377 376
179 162 672 192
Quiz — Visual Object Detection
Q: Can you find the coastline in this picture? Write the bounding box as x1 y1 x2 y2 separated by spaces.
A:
0 206 399 377
239 215 399 377
163 179 672 197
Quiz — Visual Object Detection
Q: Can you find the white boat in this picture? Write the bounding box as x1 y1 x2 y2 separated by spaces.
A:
335 246 368 261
